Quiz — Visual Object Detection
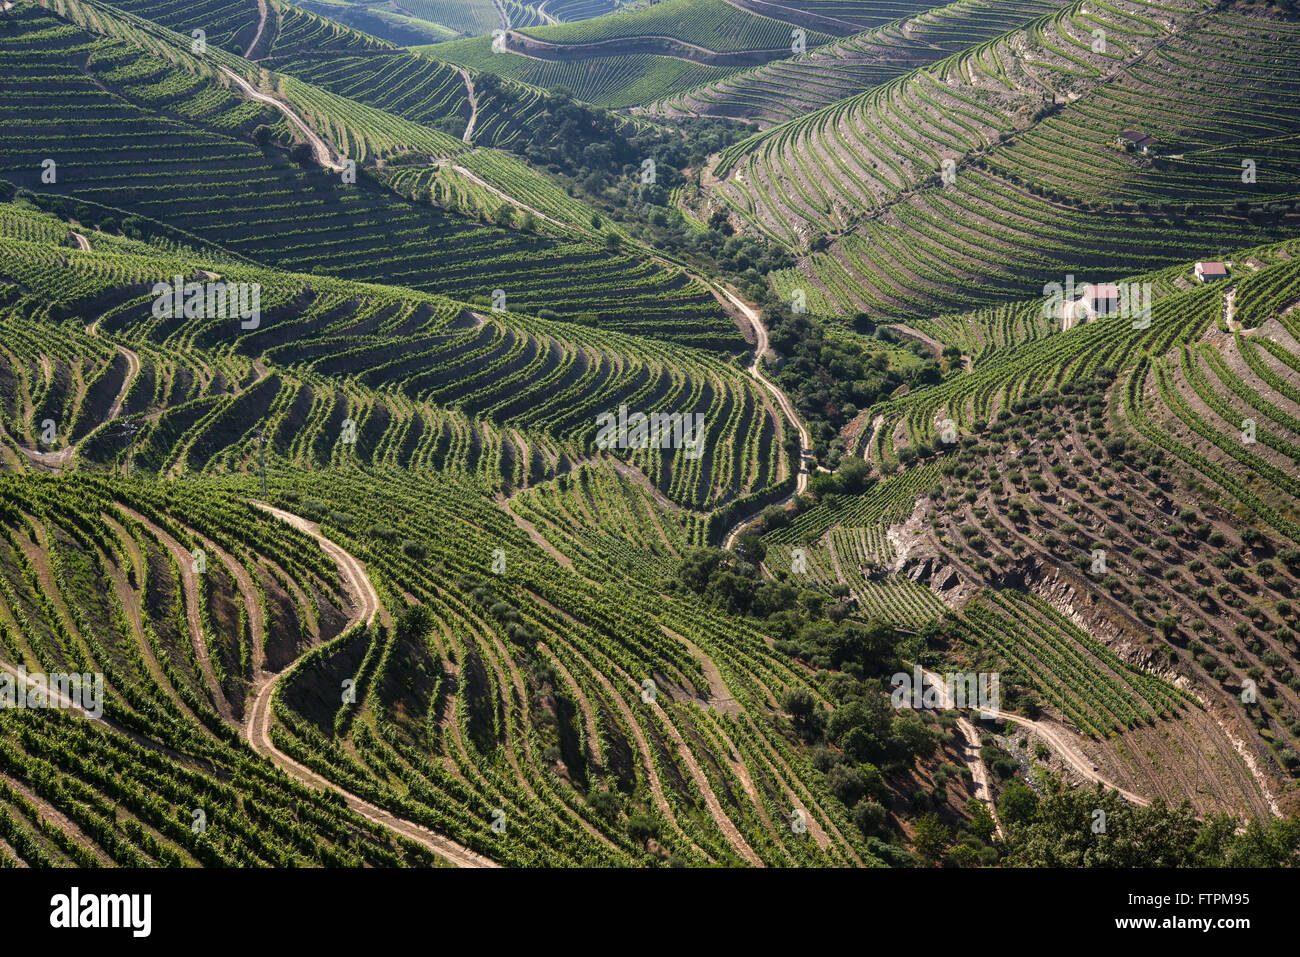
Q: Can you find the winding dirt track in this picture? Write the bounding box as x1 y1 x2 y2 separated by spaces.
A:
955 717 1000 833
916 667 1003 837
919 667 1149 808
12 347 134 465
14 436 75 467
889 323 944 358
861 412 883 461
455 67 478 144
0 658 104 723
711 285 812 549
1223 285 1241 333
246 0 268 58
246 503 498 868
1000 711 1150 807
105 345 140 421
64 319 138 451
70 231 91 252
219 67 344 171
441 159 570 230
494 492 577 571
11 332 137 469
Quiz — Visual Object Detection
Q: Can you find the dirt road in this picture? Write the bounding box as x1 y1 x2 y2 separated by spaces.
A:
253 503 380 625
106 346 140 421
455 67 478 144
0 658 104 722
15 442 76 468
219 67 344 171
82 319 140 422
246 503 497 867
15 339 141 469
1000 711 1151 807
861 412 883 461
246 0 268 58
712 285 812 549
889 323 945 358
1223 286 1242 334
954 715 1003 837
919 666 1150 807
916 667 1003 837
438 158 570 230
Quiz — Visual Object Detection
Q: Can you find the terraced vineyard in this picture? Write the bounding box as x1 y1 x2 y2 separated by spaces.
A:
700 0 1300 320
647 0 1071 123
0 193 864 867
514 0 836 52
2 4 742 347
429 36 739 108
431 0 965 107
0 208 788 510
2 0 1300 888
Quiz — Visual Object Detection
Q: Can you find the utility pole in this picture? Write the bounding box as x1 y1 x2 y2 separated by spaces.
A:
121 419 138 476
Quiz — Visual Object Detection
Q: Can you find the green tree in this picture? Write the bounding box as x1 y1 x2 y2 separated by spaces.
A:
852 799 887 836
626 813 660 846
912 813 950 864
998 779 1040 827
965 799 997 843
826 764 865 806
891 713 938 762
1004 778 1204 867
396 605 433 642
781 687 818 737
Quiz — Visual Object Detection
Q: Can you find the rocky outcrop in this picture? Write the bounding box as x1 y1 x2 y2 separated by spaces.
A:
900 555 975 606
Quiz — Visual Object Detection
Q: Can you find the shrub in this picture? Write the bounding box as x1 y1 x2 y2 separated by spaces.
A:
626 813 660 845
852 799 887 836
